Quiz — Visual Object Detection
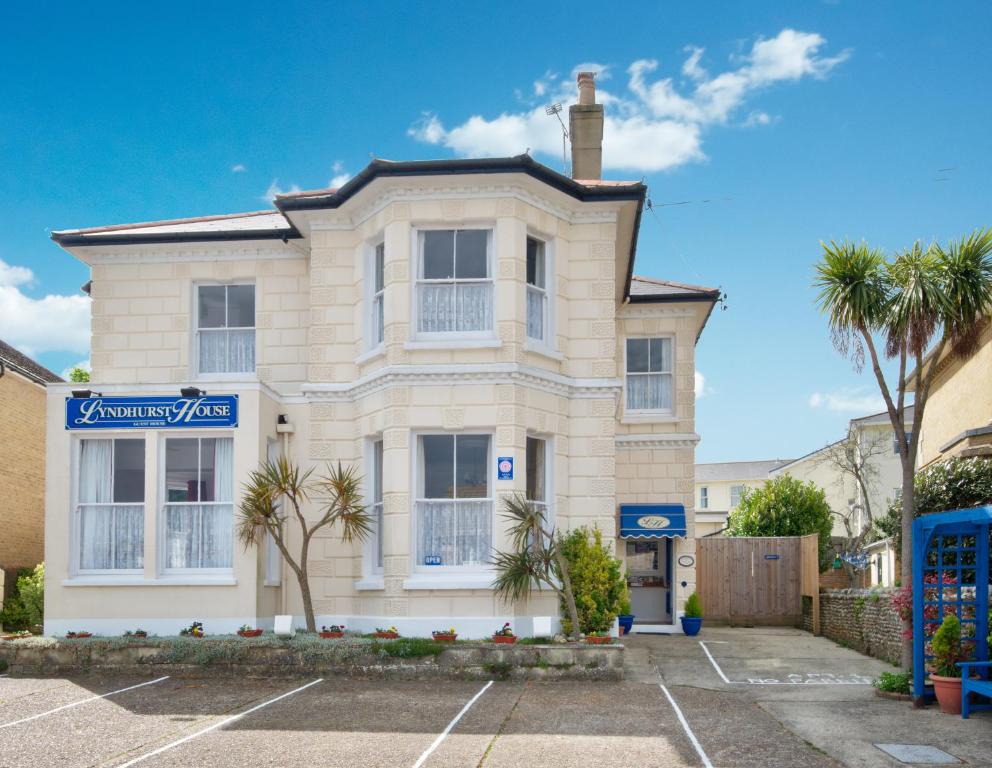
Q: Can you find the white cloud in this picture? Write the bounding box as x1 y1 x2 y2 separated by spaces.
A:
809 388 885 413
570 62 611 80
695 370 715 399
260 179 301 202
329 160 351 189
409 29 848 173
231 163 246 173
0 258 91 357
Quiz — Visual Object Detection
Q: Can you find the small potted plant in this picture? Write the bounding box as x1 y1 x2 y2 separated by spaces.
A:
179 621 205 638
373 626 400 639
584 630 613 645
432 627 458 642
320 625 345 639
929 614 970 715
618 598 635 636
65 630 93 639
492 623 516 644
237 624 264 638
123 629 148 638
681 592 703 636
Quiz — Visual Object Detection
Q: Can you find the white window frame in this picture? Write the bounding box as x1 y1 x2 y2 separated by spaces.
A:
526 433 554 527
410 430 495 576
623 336 675 414
158 431 236 577
364 436 385 578
730 485 744 508
193 281 257 379
70 434 147 577
525 235 553 347
699 486 709 510
263 438 282 586
411 225 496 341
366 239 385 352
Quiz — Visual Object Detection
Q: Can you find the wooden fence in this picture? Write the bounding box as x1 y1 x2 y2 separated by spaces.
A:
696 534 820 632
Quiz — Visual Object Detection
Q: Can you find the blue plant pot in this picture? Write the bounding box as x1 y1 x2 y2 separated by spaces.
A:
680 616 703 636
618 614 635 635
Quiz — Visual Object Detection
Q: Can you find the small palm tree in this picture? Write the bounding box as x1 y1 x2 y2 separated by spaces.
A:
491 494 582 641
237 456 371 632
815 227 992 667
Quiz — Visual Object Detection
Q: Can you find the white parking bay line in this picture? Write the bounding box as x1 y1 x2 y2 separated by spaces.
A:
698 640 735 684
113 678 323 768
659 684 714 768
412 680 493 768
0 676 170 729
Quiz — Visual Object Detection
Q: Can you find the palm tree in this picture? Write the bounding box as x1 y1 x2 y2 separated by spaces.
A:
814 228 992 667
237 456 371 632
490 494 582 641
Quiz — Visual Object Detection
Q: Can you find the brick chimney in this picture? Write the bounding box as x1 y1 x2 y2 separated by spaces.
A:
569 72 603 180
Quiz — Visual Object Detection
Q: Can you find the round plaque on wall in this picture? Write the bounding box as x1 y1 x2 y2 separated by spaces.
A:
677 555 695 568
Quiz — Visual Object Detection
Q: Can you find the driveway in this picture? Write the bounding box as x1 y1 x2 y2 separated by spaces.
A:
0 628 988 767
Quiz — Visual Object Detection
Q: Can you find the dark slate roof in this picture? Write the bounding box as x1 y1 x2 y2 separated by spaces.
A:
0 339 64 385
629 276 721 302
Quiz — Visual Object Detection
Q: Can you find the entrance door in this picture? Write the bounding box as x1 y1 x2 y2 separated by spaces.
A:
625 539 671 624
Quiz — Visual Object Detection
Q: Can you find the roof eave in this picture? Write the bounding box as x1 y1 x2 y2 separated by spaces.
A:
51 227 303 247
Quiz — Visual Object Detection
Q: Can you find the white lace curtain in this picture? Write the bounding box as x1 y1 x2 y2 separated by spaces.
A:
417 500 491 567
418 283 492 333
199 329 255 374
626 373 673 410
165 437 234 569
78 440 143 571
526 286 545 340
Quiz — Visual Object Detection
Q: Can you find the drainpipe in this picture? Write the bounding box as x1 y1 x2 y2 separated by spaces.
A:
276 417 295 616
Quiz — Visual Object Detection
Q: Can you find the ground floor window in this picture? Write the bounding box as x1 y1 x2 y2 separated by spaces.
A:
264 438 282 585
526 436 549 520
370 438 384 571
163 436 234 570
416 433 491 568
77 438 145 571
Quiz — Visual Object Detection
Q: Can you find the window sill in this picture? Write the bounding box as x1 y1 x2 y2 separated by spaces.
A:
404 339 501 351
263 579 282 588
63 576 238 587
621 411 679 424
355 576 385 591
402 574 495 591
523 341 564 361
355 346 385 366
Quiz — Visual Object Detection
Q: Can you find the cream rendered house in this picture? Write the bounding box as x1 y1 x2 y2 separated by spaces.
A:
44 75 719 637
693 460 790 537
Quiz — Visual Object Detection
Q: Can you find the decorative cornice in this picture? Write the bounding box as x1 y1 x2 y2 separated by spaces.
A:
302 363 622 402
80 244 302 265
615 433 700 449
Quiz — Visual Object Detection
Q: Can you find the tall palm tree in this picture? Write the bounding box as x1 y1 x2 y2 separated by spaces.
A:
238 457 371 632
814 228 992 667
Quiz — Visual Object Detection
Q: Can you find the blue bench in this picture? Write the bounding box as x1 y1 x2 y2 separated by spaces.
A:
959 661 992 719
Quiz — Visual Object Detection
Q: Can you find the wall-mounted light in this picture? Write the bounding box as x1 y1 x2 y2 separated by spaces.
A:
71 389 102 398
277 414 288 425
180 386 205 398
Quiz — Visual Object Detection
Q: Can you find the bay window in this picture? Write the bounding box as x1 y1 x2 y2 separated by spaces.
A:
416 434 492 568
370 241 385 347
526 237 548 342
163 436 234 571
416 229 493 334
526 436 548 520
197 284 255 374
76 438 144 572
369 438 384 572
625 337 673 411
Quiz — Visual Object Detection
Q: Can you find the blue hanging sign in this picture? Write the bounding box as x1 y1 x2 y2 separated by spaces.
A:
66 395 239 430
497 456 514 480
424 555 442 566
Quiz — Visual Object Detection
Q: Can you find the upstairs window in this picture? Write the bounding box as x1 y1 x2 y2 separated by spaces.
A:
699 486 709 509
197 284 255 375
730 485 744 508
417 229 493 334
76 438 145 572
370 242 385 347
526 237 548 342
625 338 673 411
526 436 548 516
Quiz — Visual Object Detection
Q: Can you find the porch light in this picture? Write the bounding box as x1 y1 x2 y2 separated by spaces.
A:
180 386 205 398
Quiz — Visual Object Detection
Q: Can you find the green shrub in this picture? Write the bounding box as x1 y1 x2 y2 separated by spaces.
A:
684 592 703 618
725 476 834 568
931 614 965 678
0 563 44 631
558 526 628 634
873 670 911 694
377 637 444 659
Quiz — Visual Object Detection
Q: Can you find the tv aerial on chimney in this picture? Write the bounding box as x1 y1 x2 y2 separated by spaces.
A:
545 102 569 175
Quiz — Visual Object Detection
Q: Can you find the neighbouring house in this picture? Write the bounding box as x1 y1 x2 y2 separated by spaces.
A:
693 460 792 536
0 339 62 583
910 319 992 467
43 73 720 637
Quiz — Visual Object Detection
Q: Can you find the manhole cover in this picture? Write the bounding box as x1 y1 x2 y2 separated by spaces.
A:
874 744 961 764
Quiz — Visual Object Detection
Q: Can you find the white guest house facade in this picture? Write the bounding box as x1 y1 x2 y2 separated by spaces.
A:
44 75 719 637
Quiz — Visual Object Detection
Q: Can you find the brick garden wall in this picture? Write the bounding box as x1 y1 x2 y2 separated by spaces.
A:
807 588 903 665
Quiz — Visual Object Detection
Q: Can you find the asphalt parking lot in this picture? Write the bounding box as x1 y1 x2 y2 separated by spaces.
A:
1 628 989 768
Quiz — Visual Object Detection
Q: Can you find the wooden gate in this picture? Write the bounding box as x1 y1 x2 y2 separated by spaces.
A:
696 534 819 629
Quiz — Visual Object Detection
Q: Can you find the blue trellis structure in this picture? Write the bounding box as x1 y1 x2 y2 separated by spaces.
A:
912 506 991 708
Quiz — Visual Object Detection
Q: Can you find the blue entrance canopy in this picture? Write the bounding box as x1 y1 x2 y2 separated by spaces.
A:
619 504 687 539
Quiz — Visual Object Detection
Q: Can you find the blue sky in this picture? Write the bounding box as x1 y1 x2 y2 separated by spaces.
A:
1 1 989 462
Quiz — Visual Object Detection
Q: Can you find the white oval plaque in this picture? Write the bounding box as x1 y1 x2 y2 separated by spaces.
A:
637 515 670 529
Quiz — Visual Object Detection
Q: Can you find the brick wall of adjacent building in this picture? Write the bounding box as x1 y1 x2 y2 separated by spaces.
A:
805 588 903 665
0 369 47 569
